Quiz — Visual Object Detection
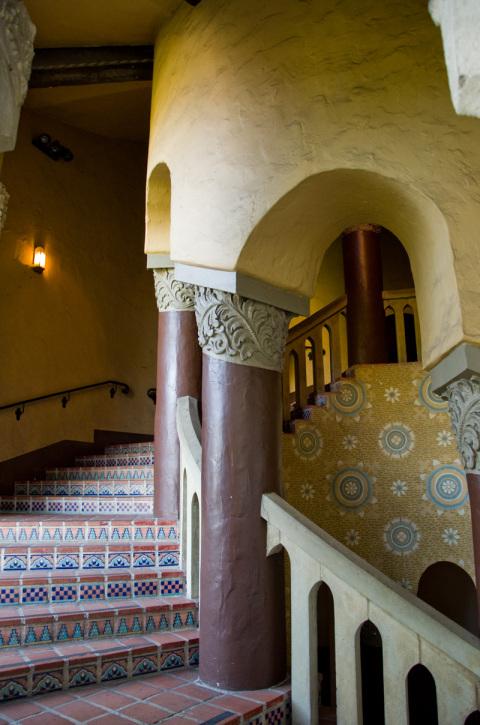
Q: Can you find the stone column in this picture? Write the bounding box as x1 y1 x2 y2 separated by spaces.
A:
195 287 288 690
444 375 480 621
342 224 387 366
153 269 202 519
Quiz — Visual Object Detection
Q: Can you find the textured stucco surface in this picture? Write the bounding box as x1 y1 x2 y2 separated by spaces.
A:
0 111 156 461
282 363 475 592
147 0 480 367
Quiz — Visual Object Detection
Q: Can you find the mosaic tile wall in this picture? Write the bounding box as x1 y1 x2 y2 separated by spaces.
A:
282 363 475 592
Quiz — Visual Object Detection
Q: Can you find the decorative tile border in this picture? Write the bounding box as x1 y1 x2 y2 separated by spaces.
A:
0 496 154 515
45 466 154 481
0 570 185 605
0 520 178 545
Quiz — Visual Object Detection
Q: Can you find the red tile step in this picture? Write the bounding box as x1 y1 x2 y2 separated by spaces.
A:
0 495 153 515
0 664 291 722
0 541 179 572
0 517 178 544
0 595 198 648
0 567 186 605
0 629 199 701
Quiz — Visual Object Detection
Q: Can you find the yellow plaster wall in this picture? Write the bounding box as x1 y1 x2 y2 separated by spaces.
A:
0 110 156 461
147 0 480 367
282 363 475 592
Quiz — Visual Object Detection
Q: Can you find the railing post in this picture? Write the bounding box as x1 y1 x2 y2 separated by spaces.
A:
392 301 408 363
325 573 366 725
289 548 321 725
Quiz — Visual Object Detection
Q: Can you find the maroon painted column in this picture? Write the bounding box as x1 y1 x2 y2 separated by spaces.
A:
195 288 288 690
444 376 480 625
153 269 202 518
342 224 387 366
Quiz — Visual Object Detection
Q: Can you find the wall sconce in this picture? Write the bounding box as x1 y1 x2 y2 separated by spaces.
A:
32 244 46 273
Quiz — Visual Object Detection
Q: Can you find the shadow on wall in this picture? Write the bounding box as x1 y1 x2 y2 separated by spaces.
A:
238 168 462 368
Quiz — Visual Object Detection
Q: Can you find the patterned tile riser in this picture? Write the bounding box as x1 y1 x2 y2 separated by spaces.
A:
104 443 154 455
0 573 185 605
14 481 154 496
44 466 154 481
0 496 154 514
0 637 199 701
0 544 179 572
0 604 198 648
0 521 178 545
75 454 155 466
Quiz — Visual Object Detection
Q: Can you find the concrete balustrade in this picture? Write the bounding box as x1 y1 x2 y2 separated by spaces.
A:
262 493 480 725
176 396 202 600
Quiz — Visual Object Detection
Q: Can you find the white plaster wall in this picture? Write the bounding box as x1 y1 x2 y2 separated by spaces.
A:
147 0 480 367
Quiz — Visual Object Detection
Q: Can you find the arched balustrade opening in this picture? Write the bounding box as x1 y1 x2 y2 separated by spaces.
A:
407 664 438 725
190 492 200 599
317 582 336 716
417 561 479 636
359 620 385 725
465 711 480 724
305 337 316 399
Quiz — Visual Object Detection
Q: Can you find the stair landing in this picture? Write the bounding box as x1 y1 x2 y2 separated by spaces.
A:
0 666 291 723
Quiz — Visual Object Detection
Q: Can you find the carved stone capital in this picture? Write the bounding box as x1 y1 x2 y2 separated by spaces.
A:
0 0 35 152
195 287 289 372
0 182 9 233
153 268 195 312
445 375 480 473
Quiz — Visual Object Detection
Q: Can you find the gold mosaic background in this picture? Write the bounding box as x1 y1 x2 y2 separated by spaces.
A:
282 363 475 592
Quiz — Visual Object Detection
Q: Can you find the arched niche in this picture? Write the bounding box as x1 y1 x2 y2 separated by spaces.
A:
407 664 438 725
357 620 385 725
238 169 461 368
417 561 479 636
145 162 171 255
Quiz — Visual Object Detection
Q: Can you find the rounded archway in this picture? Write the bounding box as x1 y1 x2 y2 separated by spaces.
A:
417 561 479 636
145 162 171 255
239 168 461 368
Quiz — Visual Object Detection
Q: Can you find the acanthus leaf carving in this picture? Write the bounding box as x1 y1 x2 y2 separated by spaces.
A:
195 286 289 372
445 375 480 472
153 268 195 311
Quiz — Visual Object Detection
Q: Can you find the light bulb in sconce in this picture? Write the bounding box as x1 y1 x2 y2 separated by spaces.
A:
32 244 46 273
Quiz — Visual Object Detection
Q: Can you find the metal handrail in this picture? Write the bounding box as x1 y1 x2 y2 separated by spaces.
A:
0 380 130 421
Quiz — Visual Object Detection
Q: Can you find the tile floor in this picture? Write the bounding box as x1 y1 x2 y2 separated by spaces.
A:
0 668 291 724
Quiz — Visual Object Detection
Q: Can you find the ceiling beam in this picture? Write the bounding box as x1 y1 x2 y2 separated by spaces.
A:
30 46 153 88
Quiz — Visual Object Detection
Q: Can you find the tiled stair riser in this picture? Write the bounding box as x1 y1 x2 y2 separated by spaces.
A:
0 571 185 605
105 443 154 455
0 521 178 545
44 466 153 481
75 453 154 466
0 631 199 701
0 543 179 572
0 601 198 649
0 496 153 514
15 481 154 496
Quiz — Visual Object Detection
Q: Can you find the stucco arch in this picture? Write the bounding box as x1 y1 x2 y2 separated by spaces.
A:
238 168 462 368
145 162 171 255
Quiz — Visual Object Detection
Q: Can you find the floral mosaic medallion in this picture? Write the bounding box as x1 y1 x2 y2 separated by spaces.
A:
384 387 400 403
414 375 449 416
330 381 370 421
391 480 408 497
326 464 376 516
421 462 468 514
293 424 323 460
442 527 460 546
384 518 420 556
378 422 415 459
436 430 454 447
300 483 315 500
345 529 360 546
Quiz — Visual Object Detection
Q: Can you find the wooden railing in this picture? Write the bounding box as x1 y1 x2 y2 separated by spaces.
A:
283 289 419 422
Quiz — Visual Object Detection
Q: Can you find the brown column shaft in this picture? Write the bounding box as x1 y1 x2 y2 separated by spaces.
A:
342 225 387 366
466 473 480 624
154 311 202 518
200 355 286 690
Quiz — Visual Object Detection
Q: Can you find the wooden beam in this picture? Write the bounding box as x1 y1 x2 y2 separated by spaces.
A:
30 46 153 88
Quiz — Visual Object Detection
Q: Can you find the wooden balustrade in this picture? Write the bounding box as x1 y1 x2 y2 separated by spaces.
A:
283 289 419 423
